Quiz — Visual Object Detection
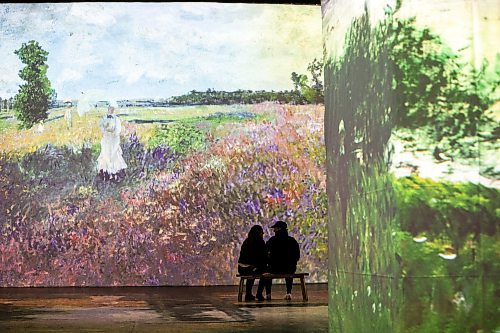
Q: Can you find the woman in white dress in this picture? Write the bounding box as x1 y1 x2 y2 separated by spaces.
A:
64 100 73 129
97 106 127 181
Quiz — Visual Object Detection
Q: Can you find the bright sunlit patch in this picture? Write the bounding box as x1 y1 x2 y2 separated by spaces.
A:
438 253 457 260
438 247 457 260
412 236 428 243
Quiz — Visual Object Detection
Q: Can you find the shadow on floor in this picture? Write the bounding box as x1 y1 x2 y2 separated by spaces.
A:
0 284 328 333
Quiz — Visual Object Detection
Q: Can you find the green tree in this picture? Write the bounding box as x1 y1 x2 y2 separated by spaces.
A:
307 58 324 92
49 88 58 108
388 16 498 159
13 40 52 129
291 72 301 91
290 58 324 104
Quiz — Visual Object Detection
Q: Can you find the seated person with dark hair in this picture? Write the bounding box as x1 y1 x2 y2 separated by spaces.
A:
238 225 269 301
266 220 300 301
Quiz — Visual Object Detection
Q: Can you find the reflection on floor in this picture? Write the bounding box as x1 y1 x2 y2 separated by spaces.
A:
0 283 328 333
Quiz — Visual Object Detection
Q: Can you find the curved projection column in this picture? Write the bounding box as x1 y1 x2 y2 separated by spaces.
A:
323 0 499 332
323 1 399 332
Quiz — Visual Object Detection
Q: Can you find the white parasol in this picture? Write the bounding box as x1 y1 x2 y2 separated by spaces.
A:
77 89 118 117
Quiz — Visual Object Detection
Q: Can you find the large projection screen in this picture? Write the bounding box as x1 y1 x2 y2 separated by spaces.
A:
0 3 327 287
323 0 499 332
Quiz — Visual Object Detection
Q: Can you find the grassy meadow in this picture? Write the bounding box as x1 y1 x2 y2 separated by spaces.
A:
0 105 257 154
0 103 328 286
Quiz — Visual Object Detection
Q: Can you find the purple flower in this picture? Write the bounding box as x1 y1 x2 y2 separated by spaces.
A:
302 193 312 208
255 162 266 175
179 199 188 214
152 145 175 166
47 214 57 225
264 144 279 153
268 187 285 199
49 239 58 250
66 204 79 216
128 132 141 148
147 276 160 286
243 198 261 215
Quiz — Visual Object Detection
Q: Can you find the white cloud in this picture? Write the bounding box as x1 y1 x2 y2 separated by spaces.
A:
0 45 22 96
113 42 156 84
173 73 191 85
68 3 117 28
56 68 82 84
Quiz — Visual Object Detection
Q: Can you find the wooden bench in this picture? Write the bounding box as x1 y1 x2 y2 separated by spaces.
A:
236 273 309 302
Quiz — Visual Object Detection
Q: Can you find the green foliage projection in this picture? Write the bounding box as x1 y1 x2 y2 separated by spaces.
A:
325 9 397 333
149 122 206 155
396 229 499 333
13 40 52 129
394 176 498 249
388 16 499 160
325 5 499 333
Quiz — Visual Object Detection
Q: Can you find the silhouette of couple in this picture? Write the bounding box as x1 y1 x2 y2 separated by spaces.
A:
238 220 300 301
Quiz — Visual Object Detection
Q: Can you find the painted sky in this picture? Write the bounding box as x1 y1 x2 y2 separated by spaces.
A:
0 3 322 100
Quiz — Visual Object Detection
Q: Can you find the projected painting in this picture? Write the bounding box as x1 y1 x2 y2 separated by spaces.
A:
0 3 327 286
323 0 499 332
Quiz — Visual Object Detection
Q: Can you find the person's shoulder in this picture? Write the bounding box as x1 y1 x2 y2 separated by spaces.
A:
266 236 276 243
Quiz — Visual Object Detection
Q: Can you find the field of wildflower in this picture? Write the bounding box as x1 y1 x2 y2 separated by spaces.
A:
0 103 327 286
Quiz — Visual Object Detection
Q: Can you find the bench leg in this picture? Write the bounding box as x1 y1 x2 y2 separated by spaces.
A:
238 278 245 302
300 276 308 301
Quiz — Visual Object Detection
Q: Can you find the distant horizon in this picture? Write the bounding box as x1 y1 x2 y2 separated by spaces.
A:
0 3 322 101
43 87 301 103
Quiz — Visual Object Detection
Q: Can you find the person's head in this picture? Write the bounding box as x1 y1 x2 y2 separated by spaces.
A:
248 225 264 241
107 106 115 114
64 100 72 108
270 220 287 234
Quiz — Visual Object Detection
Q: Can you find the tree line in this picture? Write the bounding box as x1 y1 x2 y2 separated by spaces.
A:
168 59 325 106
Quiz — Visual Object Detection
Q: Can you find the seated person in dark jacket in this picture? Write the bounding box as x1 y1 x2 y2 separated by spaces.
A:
266 220 300 300
238 225 269 301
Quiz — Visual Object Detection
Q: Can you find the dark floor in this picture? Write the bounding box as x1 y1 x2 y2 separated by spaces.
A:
0 283 328 333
